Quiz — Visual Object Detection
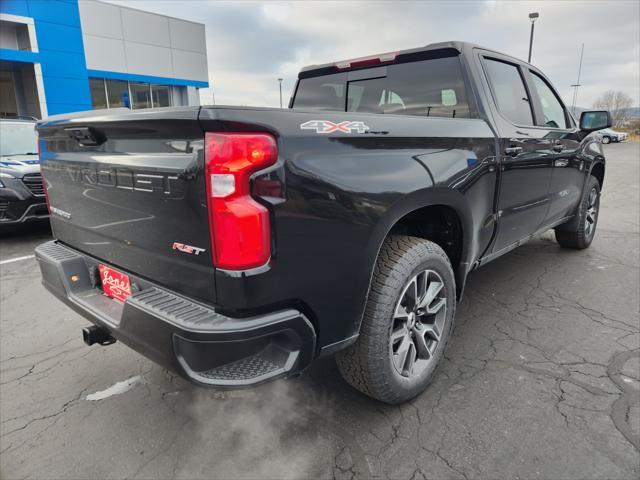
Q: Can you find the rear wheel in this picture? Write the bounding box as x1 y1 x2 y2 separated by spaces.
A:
601 136 611 144
555 175 600 249
336 236 455 404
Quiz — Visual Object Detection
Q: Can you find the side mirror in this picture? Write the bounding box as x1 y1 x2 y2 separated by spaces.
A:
580 110 611 133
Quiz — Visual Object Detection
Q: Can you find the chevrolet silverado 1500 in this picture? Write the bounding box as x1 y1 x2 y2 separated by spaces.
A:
35 42 610 403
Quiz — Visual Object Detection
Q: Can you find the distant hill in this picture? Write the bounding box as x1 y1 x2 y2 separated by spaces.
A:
572 106 640 119
622 107 640 119
569 106 640 120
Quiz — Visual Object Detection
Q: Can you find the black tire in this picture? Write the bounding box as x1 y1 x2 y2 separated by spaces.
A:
336 235 456 404
555 175 601 249
601 136 611 144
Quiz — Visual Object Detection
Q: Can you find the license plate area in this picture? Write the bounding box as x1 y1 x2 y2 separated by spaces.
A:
99 264 132 303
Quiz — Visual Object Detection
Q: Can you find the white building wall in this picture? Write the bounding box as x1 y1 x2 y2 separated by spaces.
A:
186 86 200 106
78 1 208 83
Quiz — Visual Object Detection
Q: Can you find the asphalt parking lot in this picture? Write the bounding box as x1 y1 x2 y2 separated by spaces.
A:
1 142 639 480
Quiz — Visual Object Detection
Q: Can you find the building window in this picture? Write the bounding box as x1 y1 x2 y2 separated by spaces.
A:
152 85 171 108
0 20 33 52
105 79 129 108
130 82 151 109
89 78 107 109
0 70 18 116
89 78 179 110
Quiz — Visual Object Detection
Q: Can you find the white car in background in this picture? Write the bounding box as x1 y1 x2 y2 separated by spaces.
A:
597 128 628 144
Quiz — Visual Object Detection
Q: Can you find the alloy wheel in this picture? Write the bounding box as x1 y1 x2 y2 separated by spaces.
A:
390 269 447 378
585 187 598 239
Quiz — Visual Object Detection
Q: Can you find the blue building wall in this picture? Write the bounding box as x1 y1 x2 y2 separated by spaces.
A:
1 0 92 115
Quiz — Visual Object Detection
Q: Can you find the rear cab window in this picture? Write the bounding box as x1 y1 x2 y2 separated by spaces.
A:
293 55 472 119
293 74 347 111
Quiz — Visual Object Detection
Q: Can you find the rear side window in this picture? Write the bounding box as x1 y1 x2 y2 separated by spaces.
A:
294 56 471 118
483 58 534 126
530 71 568 129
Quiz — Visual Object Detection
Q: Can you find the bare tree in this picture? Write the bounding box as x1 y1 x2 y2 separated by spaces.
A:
593 90 633 127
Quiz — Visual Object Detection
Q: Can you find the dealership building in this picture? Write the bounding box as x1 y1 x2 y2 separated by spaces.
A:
0 0 209 118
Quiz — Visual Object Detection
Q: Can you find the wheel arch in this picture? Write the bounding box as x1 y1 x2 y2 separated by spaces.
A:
590 161 605 188
556 156 605 234
363 188 475 306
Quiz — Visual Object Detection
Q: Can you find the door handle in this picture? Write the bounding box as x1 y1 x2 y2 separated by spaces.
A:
552 143 565 152
504 146 523 156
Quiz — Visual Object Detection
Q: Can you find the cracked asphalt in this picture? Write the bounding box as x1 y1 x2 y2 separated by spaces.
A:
1 142 639 479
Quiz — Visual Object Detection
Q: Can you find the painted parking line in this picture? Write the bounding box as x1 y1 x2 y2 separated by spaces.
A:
0 254 36 265
86 376 145 401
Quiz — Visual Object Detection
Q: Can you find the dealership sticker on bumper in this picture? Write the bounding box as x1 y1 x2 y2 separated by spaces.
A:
99 264 132 303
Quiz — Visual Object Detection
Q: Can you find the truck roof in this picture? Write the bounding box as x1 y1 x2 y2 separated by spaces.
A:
298 41 527 78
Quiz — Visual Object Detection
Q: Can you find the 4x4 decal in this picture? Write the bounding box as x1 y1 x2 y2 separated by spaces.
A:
300 120 370 134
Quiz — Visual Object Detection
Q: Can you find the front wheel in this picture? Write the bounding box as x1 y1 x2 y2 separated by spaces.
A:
601 136 611 144
336 236 455 404
555 176 600 249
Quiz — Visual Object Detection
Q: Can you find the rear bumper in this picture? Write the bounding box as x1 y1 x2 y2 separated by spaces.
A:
35 241 316 387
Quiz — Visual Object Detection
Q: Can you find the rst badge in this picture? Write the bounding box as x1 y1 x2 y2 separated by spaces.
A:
172 242 206 256
50 205 71 219
300 120 370 134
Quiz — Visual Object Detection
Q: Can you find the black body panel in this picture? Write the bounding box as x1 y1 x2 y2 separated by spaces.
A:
199 107 497 350
469 46 603 259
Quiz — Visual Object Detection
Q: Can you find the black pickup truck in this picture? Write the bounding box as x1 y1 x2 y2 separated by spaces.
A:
35 42 610 403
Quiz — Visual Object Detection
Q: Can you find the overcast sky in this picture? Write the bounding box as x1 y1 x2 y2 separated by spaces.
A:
108 0 639 109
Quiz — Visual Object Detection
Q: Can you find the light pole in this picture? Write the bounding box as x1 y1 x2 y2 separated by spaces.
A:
278 78 283 109
570 43 585 116
528 12 539 63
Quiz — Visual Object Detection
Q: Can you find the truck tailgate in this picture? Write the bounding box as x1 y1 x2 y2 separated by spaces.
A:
37 107 216 303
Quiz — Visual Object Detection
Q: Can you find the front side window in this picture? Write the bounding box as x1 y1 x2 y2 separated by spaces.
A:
530 72 568 129
294 56 471 118
483 58 534 126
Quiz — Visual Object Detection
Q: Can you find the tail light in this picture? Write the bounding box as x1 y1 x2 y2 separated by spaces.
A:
38 138 51 214
204 132 277 270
